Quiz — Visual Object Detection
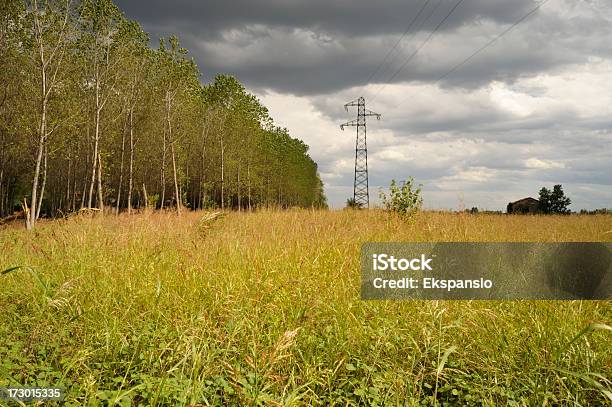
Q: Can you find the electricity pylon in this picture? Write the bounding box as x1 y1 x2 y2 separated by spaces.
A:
340 97 381 208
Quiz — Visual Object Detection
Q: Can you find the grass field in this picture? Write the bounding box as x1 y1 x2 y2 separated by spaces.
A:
1 210 611 406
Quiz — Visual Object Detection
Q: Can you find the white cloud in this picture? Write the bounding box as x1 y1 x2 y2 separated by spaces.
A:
253 58 612 210
525 158 566 170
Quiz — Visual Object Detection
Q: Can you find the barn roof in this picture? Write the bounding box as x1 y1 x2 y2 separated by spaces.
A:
511 197 539 205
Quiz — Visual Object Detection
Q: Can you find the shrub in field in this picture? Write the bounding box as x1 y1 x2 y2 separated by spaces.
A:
200 196 218 210
379 178 423 216
197 211 226 236
147 194 160 209
345 197 362 209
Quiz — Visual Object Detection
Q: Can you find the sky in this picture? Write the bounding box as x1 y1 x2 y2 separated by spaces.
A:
115 0 612 210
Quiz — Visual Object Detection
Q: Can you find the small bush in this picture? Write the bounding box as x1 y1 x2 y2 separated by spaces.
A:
345 198 362 209
148 194 160 209
379 178 423 217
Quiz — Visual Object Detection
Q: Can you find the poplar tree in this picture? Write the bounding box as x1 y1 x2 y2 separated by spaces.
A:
24 0 73 229
1 0 327 228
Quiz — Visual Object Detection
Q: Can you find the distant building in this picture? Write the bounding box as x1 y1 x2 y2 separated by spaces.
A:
507 197 540 214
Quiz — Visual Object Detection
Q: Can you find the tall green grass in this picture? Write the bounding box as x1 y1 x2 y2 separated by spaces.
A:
0 210 611 405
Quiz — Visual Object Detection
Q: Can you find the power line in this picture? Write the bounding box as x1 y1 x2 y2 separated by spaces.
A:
371 0 466 102
368 0 444 101
364 0 432 86
437 0 550 83
371 0 442 95
387 0 551 112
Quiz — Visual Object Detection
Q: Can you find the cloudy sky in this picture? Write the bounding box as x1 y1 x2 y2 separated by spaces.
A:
116 0 612 210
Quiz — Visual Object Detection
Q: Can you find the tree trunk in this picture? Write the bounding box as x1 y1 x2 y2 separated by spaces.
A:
72 167 77 212
88 71 101 209
81 131 89 209
116 113 127 215
266 176 270 209
0 169 3 216
127 107 134 215
80 164 87 210
87 135 96 209
97 152 104 213
29 80 46 230
237 164 241 212
89 133 101 210
171 140 180 215
65 155 71 213
142 183 148 209
248 163 252 211
278 186 281 208
220 138 224 210
167 94 180 215
160 127 166 210
36 144 48 220
199 121 208 210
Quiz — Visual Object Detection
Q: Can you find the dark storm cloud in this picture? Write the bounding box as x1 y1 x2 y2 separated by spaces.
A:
113 0 591 95
115 0 536 39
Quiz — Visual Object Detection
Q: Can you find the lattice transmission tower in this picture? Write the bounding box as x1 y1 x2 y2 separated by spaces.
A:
340 97 381 208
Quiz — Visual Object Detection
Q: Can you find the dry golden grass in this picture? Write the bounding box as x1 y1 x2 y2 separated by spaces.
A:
0 210 610 405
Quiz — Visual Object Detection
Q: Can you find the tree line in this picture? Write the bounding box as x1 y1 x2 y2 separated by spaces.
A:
0 0 327 229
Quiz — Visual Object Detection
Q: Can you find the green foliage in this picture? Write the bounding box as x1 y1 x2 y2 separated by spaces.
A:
538 184 571 214
147 193 159 208
580 208 611 215
379 178 423 216
345 197 362 209
0 1 326 219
